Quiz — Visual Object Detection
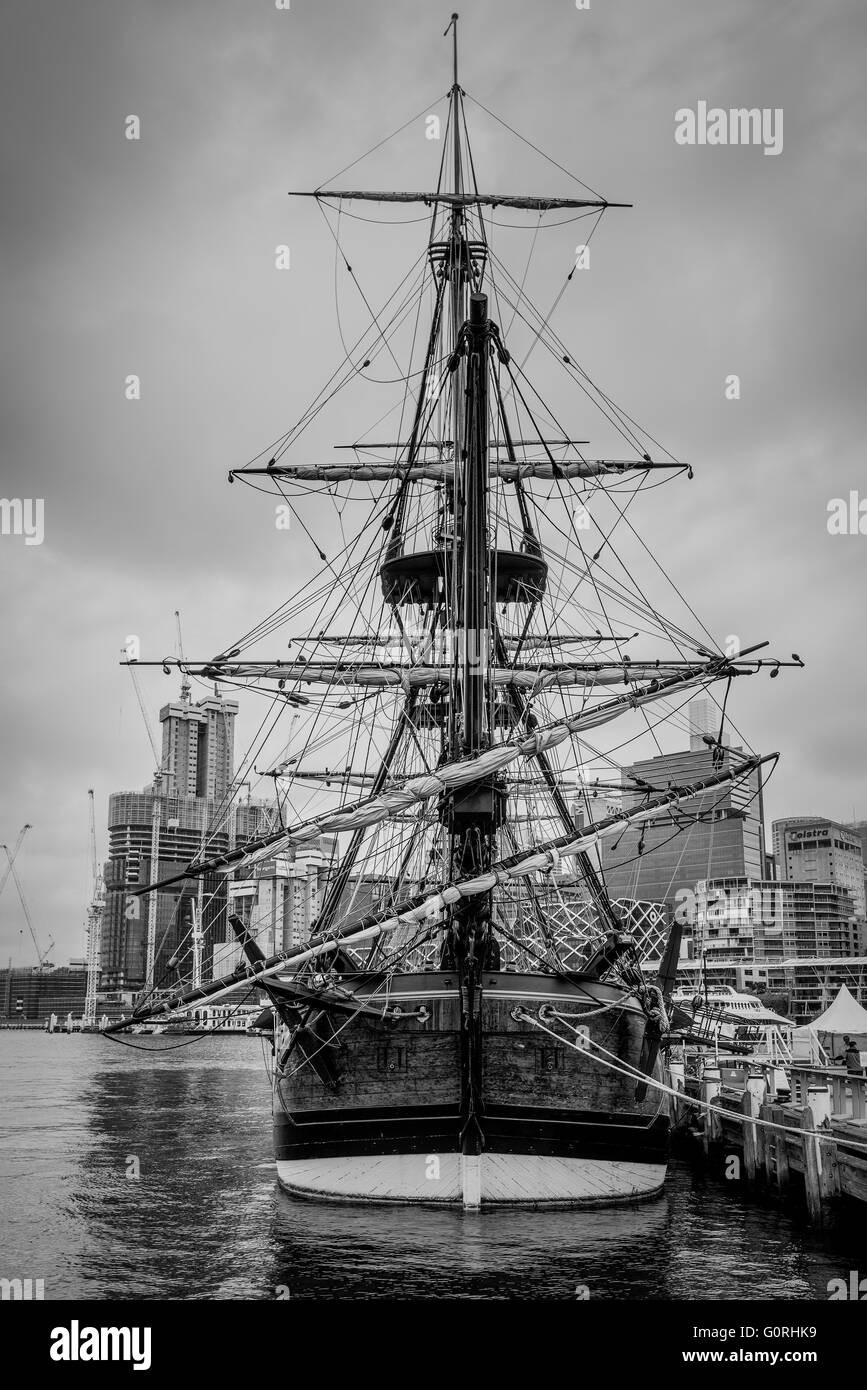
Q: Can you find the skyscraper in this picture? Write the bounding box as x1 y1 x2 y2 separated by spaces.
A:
194 697 238 801
159 695 239 801
600 743 765 913
100 790 229 991
688 696 728 748
844 820 867 931
100 687 266 994
772 816 866 918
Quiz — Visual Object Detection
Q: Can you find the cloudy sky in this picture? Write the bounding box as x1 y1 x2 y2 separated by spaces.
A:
1 0 865 966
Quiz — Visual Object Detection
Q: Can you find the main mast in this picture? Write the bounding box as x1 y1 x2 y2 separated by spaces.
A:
441 15 497 1198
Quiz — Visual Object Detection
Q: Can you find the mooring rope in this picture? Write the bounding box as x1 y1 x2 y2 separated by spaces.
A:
513 1008 867 1154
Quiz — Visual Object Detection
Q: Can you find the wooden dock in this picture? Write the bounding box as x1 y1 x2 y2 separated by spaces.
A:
674 1061 867 1223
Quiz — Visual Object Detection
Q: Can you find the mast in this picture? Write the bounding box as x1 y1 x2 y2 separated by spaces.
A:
443 13 492 1205
461 291 489 759
449 13 460 195
447 12 467 765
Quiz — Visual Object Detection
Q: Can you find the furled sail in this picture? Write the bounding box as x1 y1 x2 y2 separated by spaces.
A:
109 750 773 1030
231 459 683 483
134 660 741 895
181 662 697 689
290 190 629 210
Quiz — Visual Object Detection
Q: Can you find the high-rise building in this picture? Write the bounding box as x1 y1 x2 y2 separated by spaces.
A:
682 875 864 1024
195 697 238 801
159 695 239 801
692 877 860 965
843 820 867 918
159 701 204 797
100 784 279 994
100 791 229 991
100 684 266 994
688 697 728 748
600 741 765 913
221 837 338 973
844 820 867 859
772 816 866 918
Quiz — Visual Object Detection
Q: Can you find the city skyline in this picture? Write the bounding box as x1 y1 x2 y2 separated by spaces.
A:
8 690 866 973
2 0 866 963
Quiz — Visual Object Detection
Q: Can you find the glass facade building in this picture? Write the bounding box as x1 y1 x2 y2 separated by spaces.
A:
600 743 765 914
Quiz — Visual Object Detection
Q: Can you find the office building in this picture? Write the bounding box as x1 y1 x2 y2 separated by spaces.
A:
680 875 863 1024
692 877 860 965
844 820 867 921
220 836 337 973
772 816 866 918
600 742 765 913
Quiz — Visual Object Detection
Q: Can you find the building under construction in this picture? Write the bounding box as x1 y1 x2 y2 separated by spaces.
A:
0 961 88 1023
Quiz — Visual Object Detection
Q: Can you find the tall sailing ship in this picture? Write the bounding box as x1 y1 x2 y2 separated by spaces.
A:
111 16 798 1209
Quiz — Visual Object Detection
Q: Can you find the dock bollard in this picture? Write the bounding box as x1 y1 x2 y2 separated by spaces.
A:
668 1061 685 1123
807 1084 832 1127
741 1087 761 1181
800 1102 826 1224
746 1070 768 1173
700 1066 722 1153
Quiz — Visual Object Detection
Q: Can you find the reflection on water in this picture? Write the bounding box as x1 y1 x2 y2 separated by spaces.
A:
0 1034 863 1300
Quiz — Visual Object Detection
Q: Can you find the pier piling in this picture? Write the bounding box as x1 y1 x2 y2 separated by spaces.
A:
678 1061 867 1224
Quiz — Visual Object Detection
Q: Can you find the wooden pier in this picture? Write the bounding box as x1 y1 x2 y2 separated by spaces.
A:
674 1061 867 1223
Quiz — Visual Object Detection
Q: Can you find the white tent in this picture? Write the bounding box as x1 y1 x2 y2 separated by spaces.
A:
809 985 867 1036
805 985 867 1063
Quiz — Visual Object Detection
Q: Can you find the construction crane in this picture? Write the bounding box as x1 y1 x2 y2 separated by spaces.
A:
126 658 163 775
1 832 54 968
0 823 31 902
83 791 105 1027
175 609 191 703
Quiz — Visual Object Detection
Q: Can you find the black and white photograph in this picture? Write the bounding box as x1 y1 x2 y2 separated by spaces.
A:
1 0 866 1347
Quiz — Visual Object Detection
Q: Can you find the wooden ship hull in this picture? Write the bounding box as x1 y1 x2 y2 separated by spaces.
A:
272 971 668 1208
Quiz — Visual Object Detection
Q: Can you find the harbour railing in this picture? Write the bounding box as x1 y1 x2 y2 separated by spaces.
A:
788 1064 867 1122
674 1056 867 1223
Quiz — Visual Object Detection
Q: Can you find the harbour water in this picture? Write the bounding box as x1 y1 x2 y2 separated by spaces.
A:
1 1032 863 1302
